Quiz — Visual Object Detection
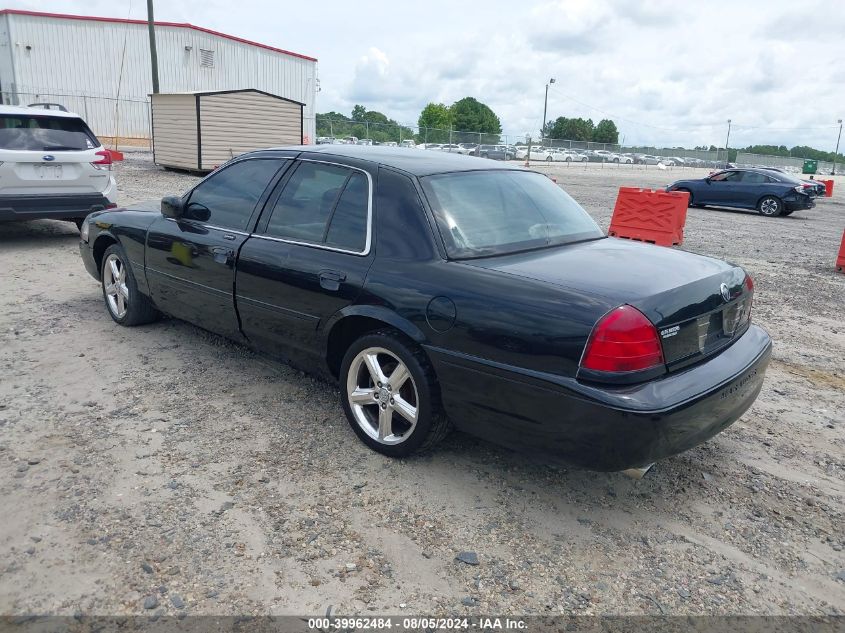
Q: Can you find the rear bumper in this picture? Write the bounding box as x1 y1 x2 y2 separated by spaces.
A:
428 324 772 471
0 193 116 222
783 194 815 210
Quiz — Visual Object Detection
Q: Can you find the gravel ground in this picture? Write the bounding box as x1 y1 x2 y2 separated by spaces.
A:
1 150 843 617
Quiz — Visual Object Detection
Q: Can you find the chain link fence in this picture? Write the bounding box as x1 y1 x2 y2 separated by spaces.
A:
2 91 151 143
316 116 731 167
736 152 838 175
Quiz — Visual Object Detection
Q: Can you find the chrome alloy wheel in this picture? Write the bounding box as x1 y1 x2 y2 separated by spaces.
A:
760 198 779 215
103 253 129 319
346 347 419 445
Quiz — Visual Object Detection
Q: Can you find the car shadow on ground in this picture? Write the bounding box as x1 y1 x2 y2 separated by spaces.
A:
0 219 81 245
691 205 818 219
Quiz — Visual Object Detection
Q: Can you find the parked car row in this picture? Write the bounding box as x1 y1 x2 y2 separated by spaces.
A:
316 136 417 149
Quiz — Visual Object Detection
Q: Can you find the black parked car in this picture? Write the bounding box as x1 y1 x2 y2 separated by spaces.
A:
79 146 771 472
667 168 815 217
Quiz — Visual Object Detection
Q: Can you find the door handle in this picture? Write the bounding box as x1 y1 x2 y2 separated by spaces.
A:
222 234 236 241
319 270 346 291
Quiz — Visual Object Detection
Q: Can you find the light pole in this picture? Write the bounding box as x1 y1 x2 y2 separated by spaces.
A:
541 78 555 147
724 119 732 168
833 119 842 175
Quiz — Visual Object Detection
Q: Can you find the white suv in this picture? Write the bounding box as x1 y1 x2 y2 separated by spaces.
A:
0 105 117 228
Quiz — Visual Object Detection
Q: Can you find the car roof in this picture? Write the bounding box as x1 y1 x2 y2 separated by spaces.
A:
265 144 524 176
0 104 83 119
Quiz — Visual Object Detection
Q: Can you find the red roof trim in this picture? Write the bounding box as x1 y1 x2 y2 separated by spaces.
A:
0 9 318 62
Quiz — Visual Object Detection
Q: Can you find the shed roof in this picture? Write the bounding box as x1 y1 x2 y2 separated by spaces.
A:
151 89 305 106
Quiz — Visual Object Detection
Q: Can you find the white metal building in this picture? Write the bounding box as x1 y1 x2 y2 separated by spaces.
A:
0 9 318 142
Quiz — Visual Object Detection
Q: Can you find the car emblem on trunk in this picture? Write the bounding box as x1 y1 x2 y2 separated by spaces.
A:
42 155 55 161
720 283 730 302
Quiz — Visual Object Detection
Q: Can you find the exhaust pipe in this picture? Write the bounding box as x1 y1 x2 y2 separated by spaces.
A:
621 463 654 480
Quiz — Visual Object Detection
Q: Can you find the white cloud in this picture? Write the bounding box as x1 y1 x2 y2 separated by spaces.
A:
7 0 844 149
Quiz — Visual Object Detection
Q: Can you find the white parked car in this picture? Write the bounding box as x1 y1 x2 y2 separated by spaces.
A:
399 140 416 148
0 105 117 228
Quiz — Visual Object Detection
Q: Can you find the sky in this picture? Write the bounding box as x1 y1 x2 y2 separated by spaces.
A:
6 0 845 150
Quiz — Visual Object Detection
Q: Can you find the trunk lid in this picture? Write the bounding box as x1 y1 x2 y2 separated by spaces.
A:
462 237 752 370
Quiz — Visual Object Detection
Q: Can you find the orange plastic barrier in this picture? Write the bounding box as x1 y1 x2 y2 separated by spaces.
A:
836 229 845 274
819 179 834 197
608 187 689 247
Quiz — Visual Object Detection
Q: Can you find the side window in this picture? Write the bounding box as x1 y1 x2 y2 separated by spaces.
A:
710 171 733 182
741 172 768 184
325 172 369 251
265 162 370 252
186 159 284 231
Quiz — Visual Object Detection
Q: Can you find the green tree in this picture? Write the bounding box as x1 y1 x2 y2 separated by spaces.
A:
418 102 453 143
351 105 367 122
592 119 619 144
449 97 502 136
549 117 594 142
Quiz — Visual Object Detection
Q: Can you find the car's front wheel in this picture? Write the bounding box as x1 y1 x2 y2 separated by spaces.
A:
546 156 553 163
757 196 783 217
101 244 160 326
340 330 450 457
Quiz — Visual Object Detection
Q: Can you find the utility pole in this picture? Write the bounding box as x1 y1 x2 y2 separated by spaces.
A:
146 0 160 94
541 78 555 147
833 119 842 175
724 119 732 168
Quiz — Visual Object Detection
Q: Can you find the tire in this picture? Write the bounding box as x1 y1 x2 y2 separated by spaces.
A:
340 329 451 457
757 196 783 217
546 156 553 163
565 157 571 162
101 244 160 326
73 218 84 231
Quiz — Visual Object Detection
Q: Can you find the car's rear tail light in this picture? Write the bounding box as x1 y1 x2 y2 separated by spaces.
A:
581 305 664 373
92 150 112 171
741 273 754 326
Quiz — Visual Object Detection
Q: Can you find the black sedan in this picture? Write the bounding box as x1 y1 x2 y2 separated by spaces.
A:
666 167 815 216
79 146 771 472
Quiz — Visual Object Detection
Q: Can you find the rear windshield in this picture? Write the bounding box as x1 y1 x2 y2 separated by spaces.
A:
421 170 604 259
0 115 98 151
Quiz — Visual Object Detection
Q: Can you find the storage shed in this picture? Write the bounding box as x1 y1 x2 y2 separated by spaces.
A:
151 89 304 171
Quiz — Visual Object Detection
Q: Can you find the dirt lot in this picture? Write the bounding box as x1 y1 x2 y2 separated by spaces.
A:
1 150 843 617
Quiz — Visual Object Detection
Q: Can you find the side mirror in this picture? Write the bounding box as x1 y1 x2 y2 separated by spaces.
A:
704 177 711 184
161 195 183 219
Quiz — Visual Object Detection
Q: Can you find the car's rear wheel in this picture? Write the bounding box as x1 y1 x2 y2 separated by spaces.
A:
565 157 572 162
546 156 553 162
340 329 450 457
757 196 783 217
101 244 160 326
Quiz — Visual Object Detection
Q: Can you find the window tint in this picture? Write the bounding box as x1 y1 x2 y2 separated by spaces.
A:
710 171 743 182
187 159 283 230
740 171 771 184
266 162 370 252
0 115 97 150
325 172 369 251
